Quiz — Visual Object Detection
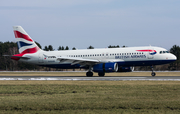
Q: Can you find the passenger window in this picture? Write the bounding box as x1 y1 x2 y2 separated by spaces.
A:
163 51 166 53
160 51 162 54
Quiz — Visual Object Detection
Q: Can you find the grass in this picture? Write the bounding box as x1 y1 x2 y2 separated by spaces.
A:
0 81 180 113
0 71 180 76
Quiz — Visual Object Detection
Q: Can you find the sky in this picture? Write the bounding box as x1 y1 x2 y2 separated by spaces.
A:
0 0 180 50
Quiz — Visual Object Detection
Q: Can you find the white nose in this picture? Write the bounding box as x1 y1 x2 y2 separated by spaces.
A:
171 54 177 60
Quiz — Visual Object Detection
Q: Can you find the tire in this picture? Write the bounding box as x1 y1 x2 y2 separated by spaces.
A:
151 72 156 77
86 72 93 77
98 72 105 77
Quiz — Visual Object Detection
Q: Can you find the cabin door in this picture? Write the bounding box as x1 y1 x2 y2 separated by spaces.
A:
106 53 109 59
38 54 44 63
147 49 154 59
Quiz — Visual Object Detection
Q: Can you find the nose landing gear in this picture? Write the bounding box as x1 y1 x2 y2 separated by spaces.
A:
151 66 156 77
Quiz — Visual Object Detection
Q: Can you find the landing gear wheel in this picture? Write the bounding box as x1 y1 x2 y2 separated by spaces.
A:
151 72 156 77
98 72 105 77
150 66 156 77
86 72 93 77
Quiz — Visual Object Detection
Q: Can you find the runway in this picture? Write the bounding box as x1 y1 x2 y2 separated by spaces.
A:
0 76 180 81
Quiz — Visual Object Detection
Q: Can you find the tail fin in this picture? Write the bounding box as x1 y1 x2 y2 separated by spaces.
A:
13 26 41 54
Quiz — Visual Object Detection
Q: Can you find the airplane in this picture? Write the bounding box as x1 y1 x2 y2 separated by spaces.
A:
8 26 177 77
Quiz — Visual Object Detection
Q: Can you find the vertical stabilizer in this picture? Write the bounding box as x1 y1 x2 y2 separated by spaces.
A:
13 26 41 54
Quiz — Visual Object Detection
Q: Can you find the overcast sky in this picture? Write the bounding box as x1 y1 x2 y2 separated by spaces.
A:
0 0 180 50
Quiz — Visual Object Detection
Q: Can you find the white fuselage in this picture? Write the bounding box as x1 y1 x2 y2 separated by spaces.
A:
20 46 176 69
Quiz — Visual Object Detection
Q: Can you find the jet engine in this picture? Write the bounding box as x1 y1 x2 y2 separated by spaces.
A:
93 62 118 73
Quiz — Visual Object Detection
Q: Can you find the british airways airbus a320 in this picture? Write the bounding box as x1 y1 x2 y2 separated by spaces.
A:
9 26 177 77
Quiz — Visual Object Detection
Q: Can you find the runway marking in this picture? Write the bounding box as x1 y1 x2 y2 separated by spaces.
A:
0 76 180 81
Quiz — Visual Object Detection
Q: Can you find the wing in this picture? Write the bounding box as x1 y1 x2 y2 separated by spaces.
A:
56 56 123 67
56 57 103 67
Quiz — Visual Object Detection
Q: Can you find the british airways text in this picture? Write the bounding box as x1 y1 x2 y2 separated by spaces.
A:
115 55 146 59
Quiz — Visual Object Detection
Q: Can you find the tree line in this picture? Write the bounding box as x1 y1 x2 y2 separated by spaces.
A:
0 41 179 71
42 45 126 51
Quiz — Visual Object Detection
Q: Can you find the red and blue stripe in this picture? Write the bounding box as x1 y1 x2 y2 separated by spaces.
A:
136 50 157 55
12 30 40 60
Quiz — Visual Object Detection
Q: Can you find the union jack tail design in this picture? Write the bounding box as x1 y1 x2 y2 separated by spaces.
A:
13 26 40 54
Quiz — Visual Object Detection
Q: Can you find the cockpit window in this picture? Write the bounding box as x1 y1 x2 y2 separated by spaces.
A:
159 51 169 54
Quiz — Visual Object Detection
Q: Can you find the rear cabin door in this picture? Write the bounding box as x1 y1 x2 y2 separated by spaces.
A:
38 53 44 63
106 53 109 59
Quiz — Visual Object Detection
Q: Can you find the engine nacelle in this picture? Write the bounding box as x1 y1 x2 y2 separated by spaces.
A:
117 67 134 72
93 62 118 73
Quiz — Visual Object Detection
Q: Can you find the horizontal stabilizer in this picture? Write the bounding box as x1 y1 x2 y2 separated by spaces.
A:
3 55 30 59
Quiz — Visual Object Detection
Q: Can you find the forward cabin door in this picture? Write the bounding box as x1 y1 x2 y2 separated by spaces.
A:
147 49 154 59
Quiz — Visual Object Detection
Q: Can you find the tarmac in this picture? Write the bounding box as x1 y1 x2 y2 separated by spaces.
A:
0 76 180 81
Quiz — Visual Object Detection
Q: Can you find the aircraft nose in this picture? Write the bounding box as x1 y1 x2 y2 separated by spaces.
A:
171 54 177 61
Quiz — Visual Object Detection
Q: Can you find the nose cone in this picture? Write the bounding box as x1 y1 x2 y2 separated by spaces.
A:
170 54 177 61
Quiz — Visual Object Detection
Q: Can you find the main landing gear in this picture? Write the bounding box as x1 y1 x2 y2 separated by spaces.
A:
86 71 105 77
151 66 156 77
86 66 93 77
86 71 93 77
86 66 105 77
98 72 105 77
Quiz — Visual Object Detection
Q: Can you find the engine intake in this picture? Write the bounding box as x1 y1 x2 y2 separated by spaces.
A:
93 62 118 73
